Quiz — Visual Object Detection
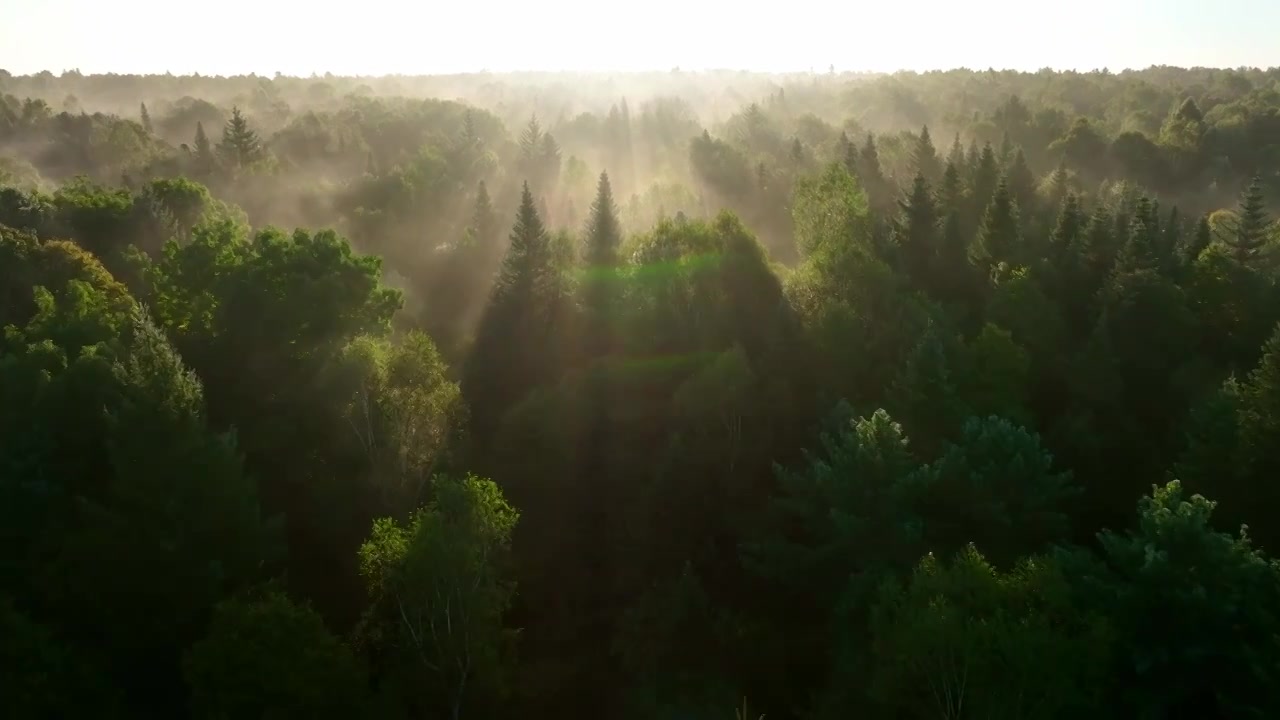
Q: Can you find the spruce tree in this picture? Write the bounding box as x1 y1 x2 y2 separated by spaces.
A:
582 171 621 269
970 143 1000 220
1005 148 1037 228
462 183 561 447
896 173 939 290
1049 192 1084 268
859 133 891 211
580 173 622 368
1115 214 1160 274
1223 175 1273 264
218 107 263 170
192 121 215 175
844 139 860 178
911 125 942 185
1184 214 1213 264
1045 160 1072 212
946 133 965 169
937 161 963 212
970 177 1020 271
140 102 152 134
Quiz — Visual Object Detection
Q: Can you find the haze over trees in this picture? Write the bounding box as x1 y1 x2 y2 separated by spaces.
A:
5 64 1280 718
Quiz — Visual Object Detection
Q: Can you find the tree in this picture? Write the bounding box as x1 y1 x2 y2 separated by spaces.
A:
139 102 152 134
910 125 942 184
1005 148 1037 230
191 121 215 175
358 474 519 720
217 106 263 170
1218 175 1273 264
462 183 566 448
867 546 1109 719
858 133 892 213
894 172 940 290
1096 481 1280 718
184 591 367 719
581 170 623 359
791 161 871 258
970 177 1021 272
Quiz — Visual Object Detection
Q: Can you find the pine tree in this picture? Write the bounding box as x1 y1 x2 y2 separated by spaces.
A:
581 172 622 359
859 133 891 211
1183 214 1213 264
540 133 562 187
844 139 860 178
1049 192 1084 268
998 131 1014 164
1078 204 1118 293
582 172 621 268
911 125 942 184
1045 160 1072 212
462 183 562 447
1115 213 1160 274
937 161 963 212
140 102 152 134
1005 148 1037 228
218 107 263 170
971 177 1020 271
468 181 500 266
970 143 1000 219
946 133 965 169
519 115 543 161
1222 175 1273 264
896 173 939 290
192 121 215 174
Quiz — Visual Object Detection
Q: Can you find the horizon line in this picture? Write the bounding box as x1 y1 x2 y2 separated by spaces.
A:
5 63 1279 80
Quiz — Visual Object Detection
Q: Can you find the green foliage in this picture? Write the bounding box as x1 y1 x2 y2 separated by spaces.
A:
358 474 519 719
1096 481 1280 717
866 546 1110 719
184 591 368 719
790 161 870 258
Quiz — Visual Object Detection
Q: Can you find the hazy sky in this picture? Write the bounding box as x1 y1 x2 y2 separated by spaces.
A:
2 0 1277 76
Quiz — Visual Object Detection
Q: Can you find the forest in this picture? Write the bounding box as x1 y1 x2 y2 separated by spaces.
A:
4 64 1280 719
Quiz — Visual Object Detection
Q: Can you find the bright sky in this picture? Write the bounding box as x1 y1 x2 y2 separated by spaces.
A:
2 0 1277 76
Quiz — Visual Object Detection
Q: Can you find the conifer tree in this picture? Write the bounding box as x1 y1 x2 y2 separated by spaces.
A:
844 138 860 178
1183 214 1213 264
218 107 263 170
1115 214 1160 274
582 171 621 270
937 161 964 215
1049 192 1084 268
462 183 562 447
970 143 1000 220
964 139 981 178
859 133 891 211
896 173 939 290
1221 175 1273 264
1077 205 1119 299
192 121 215 175
139 102 152 134
1005 148 1037 228
946 133 965 169
999 131 1014 165
1045 159 1072 212
970 177 1020 272
911 125 942 185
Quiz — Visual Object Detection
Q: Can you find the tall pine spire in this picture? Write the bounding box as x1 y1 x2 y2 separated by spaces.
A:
970 177 1020 271
463 183 562 447
911 125 942 185
1223 175 1273 265
896 172 939 290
